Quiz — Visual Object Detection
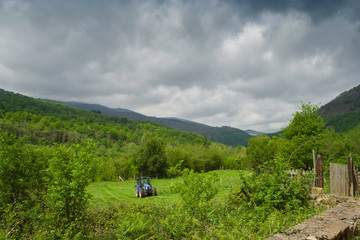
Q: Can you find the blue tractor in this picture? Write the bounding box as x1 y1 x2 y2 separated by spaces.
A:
135 177 157 198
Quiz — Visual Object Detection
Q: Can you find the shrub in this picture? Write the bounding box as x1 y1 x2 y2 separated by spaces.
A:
0 136 49 239
172 169 220 213
227 156 311 218
44 142 97 239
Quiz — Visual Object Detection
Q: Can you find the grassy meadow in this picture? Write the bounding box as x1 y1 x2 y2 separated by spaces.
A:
87 170 245 205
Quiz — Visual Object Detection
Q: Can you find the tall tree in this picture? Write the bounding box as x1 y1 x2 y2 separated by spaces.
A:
134 133 167 177
245 135 283 173
282 103 325 169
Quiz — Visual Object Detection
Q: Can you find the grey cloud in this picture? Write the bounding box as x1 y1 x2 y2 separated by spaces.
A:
0 0 359 132
230 0 352 23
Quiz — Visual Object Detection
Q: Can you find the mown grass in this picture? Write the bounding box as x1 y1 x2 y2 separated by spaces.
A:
87 170 247 205
85 169 324 239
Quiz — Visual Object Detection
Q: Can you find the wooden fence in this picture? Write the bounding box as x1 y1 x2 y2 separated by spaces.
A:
287 169 314 179
286 153 323 188
287 169 315 187
330 157 359 196
330 163 348 195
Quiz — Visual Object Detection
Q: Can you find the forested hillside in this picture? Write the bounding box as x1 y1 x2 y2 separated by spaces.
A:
66 101 252 147
319 84 360 132
0 89 244 178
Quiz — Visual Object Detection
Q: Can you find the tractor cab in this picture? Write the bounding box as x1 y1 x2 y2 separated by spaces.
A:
135 177 157 198
137 177 151 190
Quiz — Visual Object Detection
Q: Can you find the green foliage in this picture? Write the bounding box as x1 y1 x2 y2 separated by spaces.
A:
318 84 360 138
0 136 48 206
134 133 168 177
172 169 220 213
226 156 313 239
319 125 360 191
282 103 325 139
44 142 97 239
167 160 185 177
325 112 360 132
180 143 225 172
195 125 251 147
0 135 49 239
282 102 325 169
320 127 360 163
221 145 245 170
319 84 360 131
0 135 99 239
228 156 311 213
244 135 283 172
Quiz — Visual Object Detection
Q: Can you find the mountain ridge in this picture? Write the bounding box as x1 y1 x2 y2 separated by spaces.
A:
64 102 253 147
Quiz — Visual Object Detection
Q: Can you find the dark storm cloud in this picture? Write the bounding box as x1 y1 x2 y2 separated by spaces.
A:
0 0 359 132
231 0 353 22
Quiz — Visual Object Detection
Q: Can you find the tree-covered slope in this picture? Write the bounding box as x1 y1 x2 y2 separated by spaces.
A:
0 89 210 146
65 102 252 147
319 85 360 132
0 88 244 181
320 85 360 116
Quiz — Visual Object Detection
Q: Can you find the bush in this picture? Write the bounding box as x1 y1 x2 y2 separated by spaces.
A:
43 142 97 239
0 136 49 239
227 156 312 218
171 169 220 213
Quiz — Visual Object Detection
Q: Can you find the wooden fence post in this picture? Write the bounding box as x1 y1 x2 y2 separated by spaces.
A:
316 155 323 187
354 166 359 196
348 156 355 196
313 149 316 174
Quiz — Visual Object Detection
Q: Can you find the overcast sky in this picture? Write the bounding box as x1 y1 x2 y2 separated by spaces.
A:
0 0 359 132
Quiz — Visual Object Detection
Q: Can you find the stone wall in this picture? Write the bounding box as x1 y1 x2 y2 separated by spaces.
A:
267 199 360 240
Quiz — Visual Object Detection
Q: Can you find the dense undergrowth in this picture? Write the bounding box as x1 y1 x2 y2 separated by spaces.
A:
85 199 323 240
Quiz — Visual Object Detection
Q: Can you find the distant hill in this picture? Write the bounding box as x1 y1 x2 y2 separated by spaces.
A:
319 85 360 132
244 129 266 136
65 102 252 147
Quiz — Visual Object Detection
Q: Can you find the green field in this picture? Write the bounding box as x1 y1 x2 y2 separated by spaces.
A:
87 170 245 205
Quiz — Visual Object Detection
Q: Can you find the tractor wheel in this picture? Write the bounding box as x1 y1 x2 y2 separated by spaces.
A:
135 188 139 197
139 188 145 198
152 187 157 196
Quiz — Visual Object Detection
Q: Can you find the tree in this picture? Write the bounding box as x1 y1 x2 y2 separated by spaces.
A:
320 125 360 166
134 133 167 177
245 135 283 173
45 142 97 239
282 102 325 169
